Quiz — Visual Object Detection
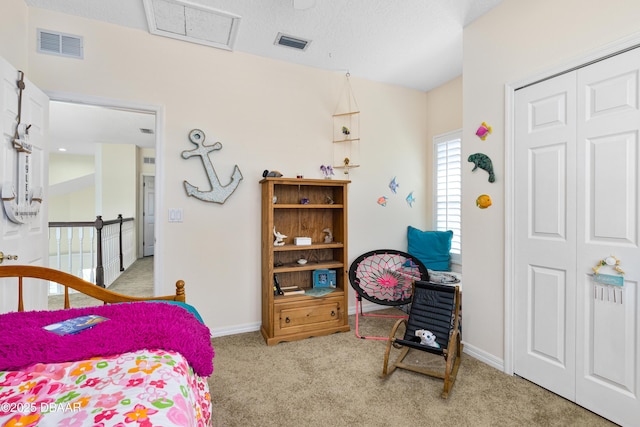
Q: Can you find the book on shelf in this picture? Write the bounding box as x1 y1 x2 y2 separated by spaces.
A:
43 315 109 336
280 286 306 296
304 287 336 297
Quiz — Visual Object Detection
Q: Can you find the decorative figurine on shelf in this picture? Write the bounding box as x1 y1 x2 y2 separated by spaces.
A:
342 126 351 137
342 157 351 176
273 226 287 246
325 195 335 205
320 165 334 179
262 169 283 178
468 153 496 183
300 197 310 205
323 228 333 243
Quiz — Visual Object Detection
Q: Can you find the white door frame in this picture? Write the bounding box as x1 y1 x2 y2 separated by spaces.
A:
45 90 164 297
503 32 640 375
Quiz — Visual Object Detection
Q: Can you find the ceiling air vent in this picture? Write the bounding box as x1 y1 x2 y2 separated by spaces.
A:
37 29 83 59
143 0 241 51
275 33 311 51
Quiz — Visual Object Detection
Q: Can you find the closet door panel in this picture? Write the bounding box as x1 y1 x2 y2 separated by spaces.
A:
576 47 640 426
514 71 577 401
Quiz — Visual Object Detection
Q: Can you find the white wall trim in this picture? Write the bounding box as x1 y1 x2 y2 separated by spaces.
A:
503 30 640 376
211 322 261 338
44 91 164 295
463 341 505 372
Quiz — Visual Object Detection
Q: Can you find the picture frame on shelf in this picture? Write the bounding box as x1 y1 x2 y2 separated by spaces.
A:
313 269 336 288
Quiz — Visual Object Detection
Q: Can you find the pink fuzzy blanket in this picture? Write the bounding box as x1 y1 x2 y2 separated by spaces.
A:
0 302 214 376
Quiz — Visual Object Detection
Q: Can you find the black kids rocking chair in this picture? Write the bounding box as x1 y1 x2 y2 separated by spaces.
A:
381 280 462 398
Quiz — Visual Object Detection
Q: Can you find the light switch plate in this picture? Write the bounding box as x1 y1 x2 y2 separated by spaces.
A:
168 208 183 223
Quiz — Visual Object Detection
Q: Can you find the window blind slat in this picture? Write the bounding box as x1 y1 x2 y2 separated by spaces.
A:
434 131 462 260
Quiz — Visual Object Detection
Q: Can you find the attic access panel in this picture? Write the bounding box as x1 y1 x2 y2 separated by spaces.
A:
143 0 241 51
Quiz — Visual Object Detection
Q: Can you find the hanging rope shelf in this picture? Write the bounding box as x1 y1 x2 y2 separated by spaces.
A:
333 72 360 176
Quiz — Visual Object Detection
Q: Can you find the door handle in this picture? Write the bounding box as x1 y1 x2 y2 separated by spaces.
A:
0 251 18 264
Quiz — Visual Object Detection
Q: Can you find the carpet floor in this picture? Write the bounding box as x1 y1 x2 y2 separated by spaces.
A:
47 258 615 426
208 311 615 427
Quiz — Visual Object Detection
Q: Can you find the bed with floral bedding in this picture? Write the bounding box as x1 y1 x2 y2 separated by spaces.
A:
0 265 214 427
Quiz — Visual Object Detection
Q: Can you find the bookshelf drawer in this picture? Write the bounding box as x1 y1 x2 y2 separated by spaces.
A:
275 297 343 336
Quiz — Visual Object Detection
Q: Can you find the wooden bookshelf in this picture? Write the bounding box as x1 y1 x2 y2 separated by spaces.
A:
260 177 350 345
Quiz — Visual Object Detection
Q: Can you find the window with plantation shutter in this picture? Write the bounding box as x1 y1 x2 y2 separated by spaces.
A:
434 130 462 264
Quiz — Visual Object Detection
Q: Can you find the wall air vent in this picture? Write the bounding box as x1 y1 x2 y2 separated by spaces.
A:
143 0 241 51
37 29 83 59
275 33 311 51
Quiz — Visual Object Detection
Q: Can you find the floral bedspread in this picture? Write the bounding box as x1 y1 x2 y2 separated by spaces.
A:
0 349 211 427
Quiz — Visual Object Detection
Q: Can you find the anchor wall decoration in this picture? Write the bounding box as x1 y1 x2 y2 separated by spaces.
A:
2 70 43 224
181 129 243 204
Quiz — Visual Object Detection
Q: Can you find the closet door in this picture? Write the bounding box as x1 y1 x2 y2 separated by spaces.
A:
514 71 578 401
575 48 640 425
515 47 640 425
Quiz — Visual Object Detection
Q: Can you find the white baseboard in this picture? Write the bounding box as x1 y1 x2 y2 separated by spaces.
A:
211 322 261 338
348 300 390 315
462 341 505 372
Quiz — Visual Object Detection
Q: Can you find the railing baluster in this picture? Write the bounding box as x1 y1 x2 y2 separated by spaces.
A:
78 227 84 279
48 215 136 290
95 216 104 288
55 228 62 270
90 227 96 283
66 227 73 275
119 214 124 272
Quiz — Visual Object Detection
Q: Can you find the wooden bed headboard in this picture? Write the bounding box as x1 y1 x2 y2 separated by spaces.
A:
0 265 185 312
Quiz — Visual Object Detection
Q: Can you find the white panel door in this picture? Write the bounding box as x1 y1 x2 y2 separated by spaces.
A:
515 47 640 425
0 57 50 313
514 72 577 400
575 48 640 426
143 175 154 257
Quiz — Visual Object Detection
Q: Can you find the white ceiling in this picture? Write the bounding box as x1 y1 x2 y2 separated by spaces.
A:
26 0 503 155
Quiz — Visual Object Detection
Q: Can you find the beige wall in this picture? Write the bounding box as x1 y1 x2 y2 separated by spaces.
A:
463 0 640 366
16 8 430 331
0 0 28 71
97 144 137 219
49 153 94 185
425 76 462 238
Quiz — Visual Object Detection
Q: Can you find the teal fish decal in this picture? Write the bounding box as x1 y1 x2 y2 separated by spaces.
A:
406 191 415 207
468 153 495 183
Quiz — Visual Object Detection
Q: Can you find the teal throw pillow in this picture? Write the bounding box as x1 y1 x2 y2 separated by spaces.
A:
407 226 453 271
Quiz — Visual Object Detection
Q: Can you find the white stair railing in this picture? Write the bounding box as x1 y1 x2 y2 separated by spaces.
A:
48 215 136 292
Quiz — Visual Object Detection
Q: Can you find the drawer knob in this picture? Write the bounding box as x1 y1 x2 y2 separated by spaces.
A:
285 317 291 323
331 310 336 317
